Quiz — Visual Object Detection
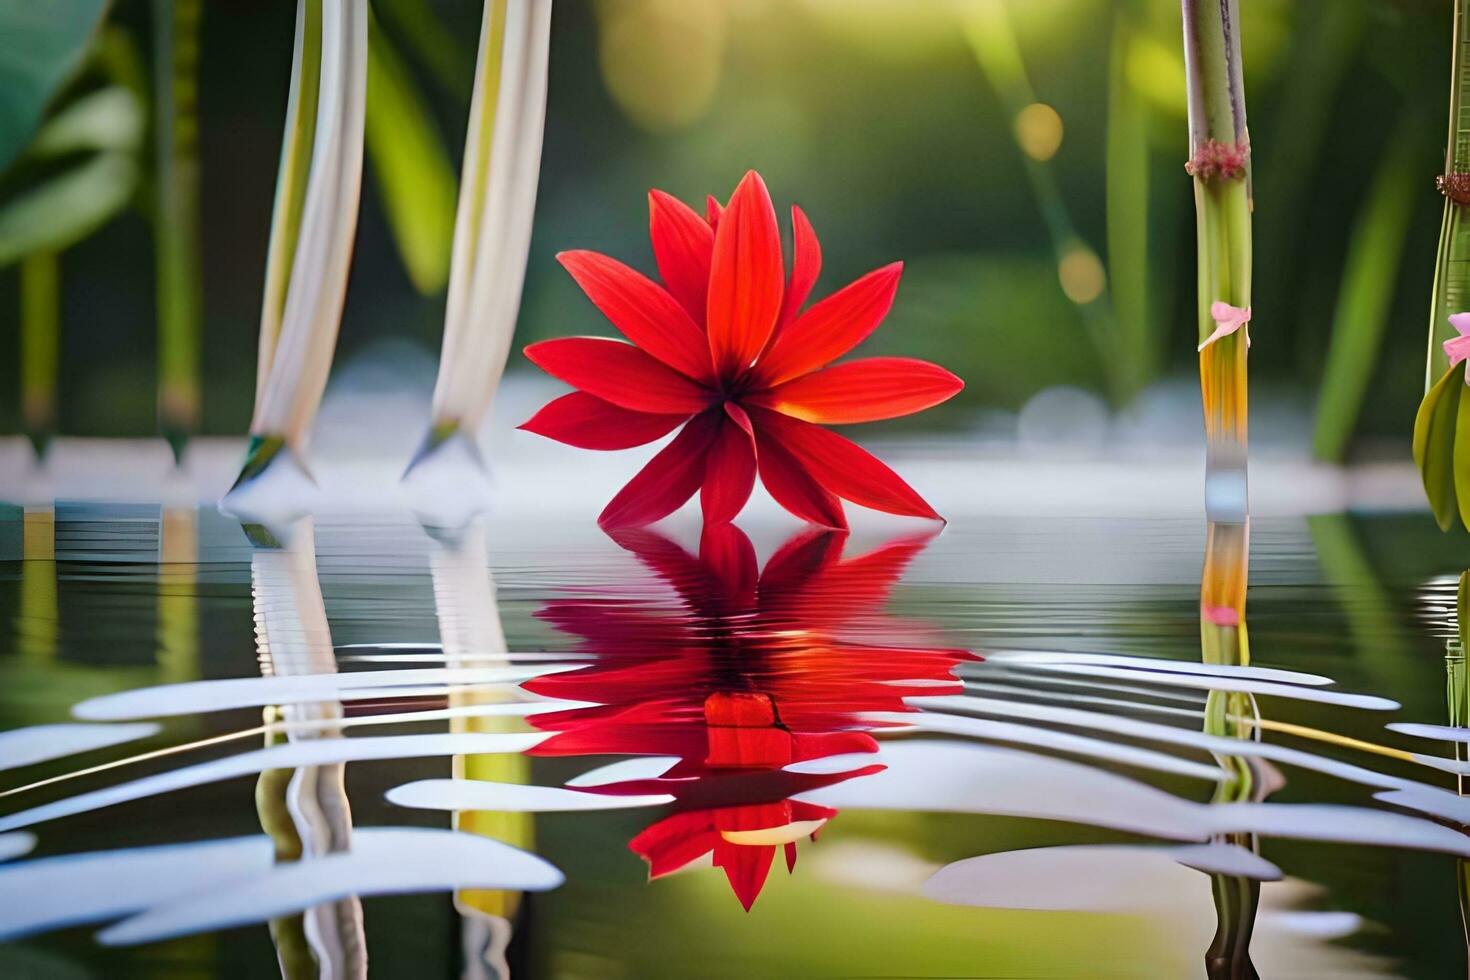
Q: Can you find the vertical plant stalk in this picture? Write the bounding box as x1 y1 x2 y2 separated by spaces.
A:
19 250 60 456
1414 2 1470 531
1199 519 1263 980
1106 8 1154 398
427 518 527 967
235 0 366 489
1183 0 1252 521
410 0 553 469
1429 0 1470 386
153 0 204 459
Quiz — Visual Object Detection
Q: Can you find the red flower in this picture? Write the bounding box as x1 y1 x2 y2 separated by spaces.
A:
523 523 976 909
519 170 964 529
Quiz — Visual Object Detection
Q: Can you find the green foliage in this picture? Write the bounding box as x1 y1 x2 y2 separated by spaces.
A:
0 86 143 265
365 14 457 294
0 0 110 174
1106 10 1154 398
1428 0 1470 387
1312 125 1419 461
1413 360 1468 531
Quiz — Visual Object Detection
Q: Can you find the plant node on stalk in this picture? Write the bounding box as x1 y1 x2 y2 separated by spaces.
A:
1437 172 1470 206
1185 138 1251 182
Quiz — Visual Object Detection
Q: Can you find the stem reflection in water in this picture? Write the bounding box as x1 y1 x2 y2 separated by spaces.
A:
1449 571 1470 965
1200 519 1265 980
426 517 527 980
247 518 366 978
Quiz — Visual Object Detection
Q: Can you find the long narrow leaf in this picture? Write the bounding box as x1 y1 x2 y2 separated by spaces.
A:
365 13 457 295
418 0 552 451
247 0 368 454
1311 122 1419 461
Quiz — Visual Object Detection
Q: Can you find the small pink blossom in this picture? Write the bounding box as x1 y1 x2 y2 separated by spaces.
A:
1202 604 1240 627
1443 313 1470 375
1197 302 1252 352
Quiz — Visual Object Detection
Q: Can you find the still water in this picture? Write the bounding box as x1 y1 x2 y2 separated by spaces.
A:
2 504 1469 978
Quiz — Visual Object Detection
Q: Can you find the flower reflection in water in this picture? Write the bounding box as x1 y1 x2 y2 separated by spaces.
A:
524 523 975 909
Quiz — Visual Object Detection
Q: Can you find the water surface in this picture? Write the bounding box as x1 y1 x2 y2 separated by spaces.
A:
1 506 1467 978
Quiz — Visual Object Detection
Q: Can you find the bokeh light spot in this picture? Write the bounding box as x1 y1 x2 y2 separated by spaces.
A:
1058 243 1106 305
1013 102 1063 162
597 0 726 132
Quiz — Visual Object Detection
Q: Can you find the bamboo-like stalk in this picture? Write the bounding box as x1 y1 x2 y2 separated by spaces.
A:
152 0 204 460
1413 2 1470 530
233 0 366 490
1429 1 1470 386
408 0 552 471
19 250 60 457
1183 0 1252 521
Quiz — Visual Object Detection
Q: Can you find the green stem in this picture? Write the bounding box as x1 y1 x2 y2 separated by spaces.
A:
153 0 204 457
1183 0 1252 516
1106 8 1153 399
20 250 60 453
1428 0 1470 388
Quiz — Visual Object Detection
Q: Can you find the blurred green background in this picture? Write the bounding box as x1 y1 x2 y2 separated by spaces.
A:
0 0 1453 456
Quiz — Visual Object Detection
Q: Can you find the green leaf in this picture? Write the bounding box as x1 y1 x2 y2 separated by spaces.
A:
372 0 474 100
365 14 456 294
28 85 143 158
0 150 137 265
0 0 111 174
1310 123 1419 461
1414 362 1465 532
1456 374 1470 532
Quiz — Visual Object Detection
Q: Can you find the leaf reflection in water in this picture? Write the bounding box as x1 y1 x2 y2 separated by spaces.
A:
919 845 1392 976
0 722 158 770
0 829 560 944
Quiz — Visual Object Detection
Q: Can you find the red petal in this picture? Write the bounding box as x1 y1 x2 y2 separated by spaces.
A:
753 408 940 520
753 262 903 387
518 392 687 449
557 250 713 382
706 194 723 228
648 191 715 325
753 425 847 529
724 400 754 436
700 415 757 524
715 838 776 911
699 522 758 605
598 410 722 527
706 171 784 378
748 357 963 424
776 205 821 329
524 338 712 415
784 841 798 873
